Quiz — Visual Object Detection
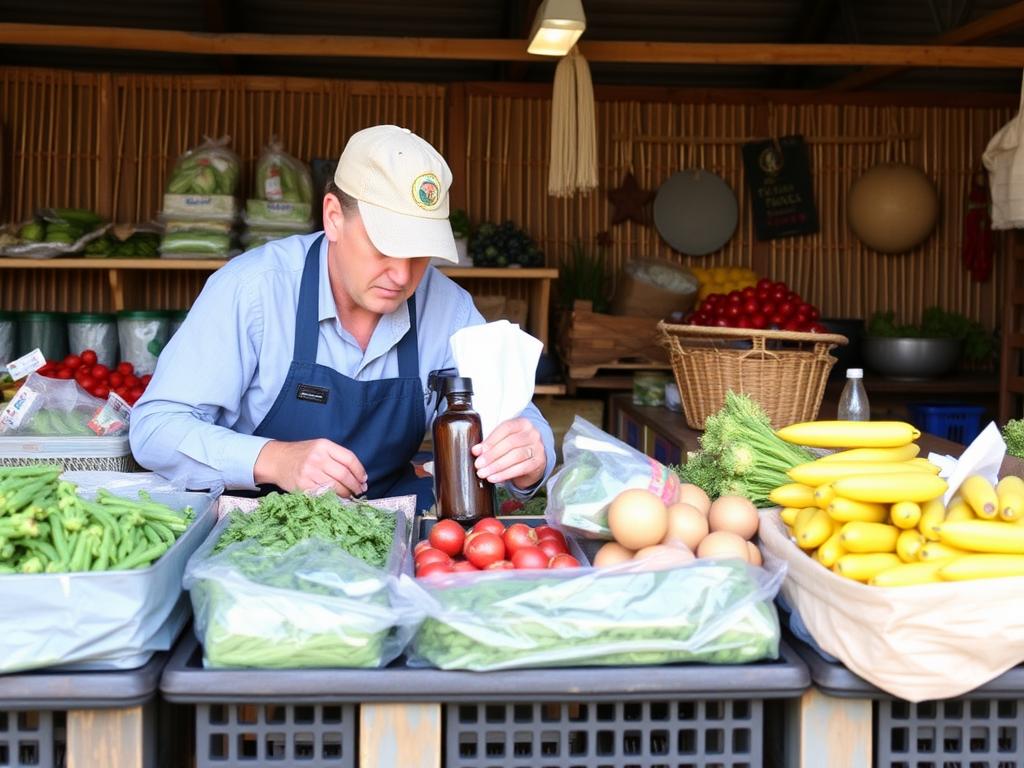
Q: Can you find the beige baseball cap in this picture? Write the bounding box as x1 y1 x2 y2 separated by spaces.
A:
334 125 458 263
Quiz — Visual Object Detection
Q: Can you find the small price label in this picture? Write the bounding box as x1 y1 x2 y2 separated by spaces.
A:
88 393 133 436
6 348 46 381
0 385 40 433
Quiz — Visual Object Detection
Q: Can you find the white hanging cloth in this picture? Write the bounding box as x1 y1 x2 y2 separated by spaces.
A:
983 70 1024 229
548 47 598 198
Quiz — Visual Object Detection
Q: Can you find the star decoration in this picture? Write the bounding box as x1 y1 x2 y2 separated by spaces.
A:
607 171 656 227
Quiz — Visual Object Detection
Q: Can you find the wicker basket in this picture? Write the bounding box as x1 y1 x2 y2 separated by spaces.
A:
658 323 848 430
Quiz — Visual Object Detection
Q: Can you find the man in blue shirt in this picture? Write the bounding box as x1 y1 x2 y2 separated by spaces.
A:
130 125 555 509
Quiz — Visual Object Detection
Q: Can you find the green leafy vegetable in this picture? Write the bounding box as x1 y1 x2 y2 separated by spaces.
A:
671 391 813 507
410 559 780 671
1003 419 1024 460
215 492 395 568
868 307 996 363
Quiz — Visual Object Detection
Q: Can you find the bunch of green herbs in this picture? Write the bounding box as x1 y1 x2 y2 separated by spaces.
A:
671 391 814 507
1003 419 1024 460
215 492 395 568
558 238 612 313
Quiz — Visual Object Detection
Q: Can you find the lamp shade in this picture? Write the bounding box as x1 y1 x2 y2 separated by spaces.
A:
528 0 586 56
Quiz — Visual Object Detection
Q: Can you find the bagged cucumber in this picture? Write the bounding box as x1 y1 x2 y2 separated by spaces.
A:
165 136 241 197
254 140 312 204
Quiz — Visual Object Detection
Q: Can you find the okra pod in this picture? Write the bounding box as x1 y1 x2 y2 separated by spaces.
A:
115 544 166 570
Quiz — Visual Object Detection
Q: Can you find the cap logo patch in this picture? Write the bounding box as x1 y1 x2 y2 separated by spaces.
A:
412 173 442 210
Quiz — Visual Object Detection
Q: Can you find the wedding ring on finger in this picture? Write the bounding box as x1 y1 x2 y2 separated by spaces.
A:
527 447 534 460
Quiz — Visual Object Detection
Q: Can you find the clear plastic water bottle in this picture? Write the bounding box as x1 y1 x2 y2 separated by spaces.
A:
837 368 870 421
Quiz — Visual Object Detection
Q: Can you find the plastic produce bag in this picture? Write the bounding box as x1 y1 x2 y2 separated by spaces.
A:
0 372 118 436
159 230 233 256
166 136 240 197
253 140 313 205
399 558 783 671
545 416 681 539
0 488 217 672
184 495 419 669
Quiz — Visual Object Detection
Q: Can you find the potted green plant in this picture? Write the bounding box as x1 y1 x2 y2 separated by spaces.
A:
864 307 996 380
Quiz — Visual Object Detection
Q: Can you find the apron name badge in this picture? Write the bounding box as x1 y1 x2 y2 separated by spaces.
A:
296 383 329 404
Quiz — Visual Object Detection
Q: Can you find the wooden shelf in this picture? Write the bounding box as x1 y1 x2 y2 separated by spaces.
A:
0 257 226 270
440 267 558 279
534 383 566 396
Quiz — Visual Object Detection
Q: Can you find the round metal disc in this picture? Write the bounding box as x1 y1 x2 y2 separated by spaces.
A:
653 170 738 256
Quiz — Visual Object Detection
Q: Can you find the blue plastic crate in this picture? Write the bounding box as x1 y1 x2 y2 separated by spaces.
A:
906 403 986 444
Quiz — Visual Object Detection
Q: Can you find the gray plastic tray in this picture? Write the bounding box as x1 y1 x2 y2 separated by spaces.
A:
162 633 810 704
0 648 169 711
786 632 1024 700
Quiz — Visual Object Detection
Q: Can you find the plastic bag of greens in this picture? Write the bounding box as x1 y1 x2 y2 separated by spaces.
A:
399 557 783 671
545 416 681 539
254 140 313 205
165 136 240 198
185 508 419 669
0 372 114 436
159 230 234 257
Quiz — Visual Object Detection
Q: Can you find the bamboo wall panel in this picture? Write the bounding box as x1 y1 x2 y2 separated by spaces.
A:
0 68 108 223
0 269 112 312
463 87 1011 331
111 75 446 223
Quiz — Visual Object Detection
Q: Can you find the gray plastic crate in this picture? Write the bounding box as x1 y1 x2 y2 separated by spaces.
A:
447 699 762 768
163 633 809 768
0 649 167 768
788 633 1024 767
0 711 60 768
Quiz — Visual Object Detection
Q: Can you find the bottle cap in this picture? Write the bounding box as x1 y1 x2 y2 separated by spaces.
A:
846 368 863 379
444 376 474 395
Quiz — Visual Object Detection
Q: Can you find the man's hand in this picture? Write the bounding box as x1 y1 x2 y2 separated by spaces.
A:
471 417 545 490
254 439 368 497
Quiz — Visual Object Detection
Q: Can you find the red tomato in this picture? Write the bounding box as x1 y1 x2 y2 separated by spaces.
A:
140 374 152 386
535 526 567 547
760 301 776 316
429 519 466 558
56 369 73 380
415 548 452 568
735 317 753 329
689 313 706 326
727 290 742 303
549 554 581 569
714 318 730 328
538 538 567 560
114 386 130 399
108 372 124 388
724 304 741 320
741 287 756 300
786 291 800 304
808 322 827 333
37 362 55 374
485 560 515 570
63 355 82 369
451 560 479 573
78 377 96 391
91 364 110 381
464 532 505 569
783 320 803 332
502 523 539 556
414 539 433 556
704 293 723 305
74 365 91 380
472 518 506 537
512 546 549 570
769 314 785 328
129 387 144 401
417 561 453 579
742 299 759 315
80 350 98 366
808 307 821 321
93 385 111 399
124 374 141 389
777 302 794 318
117 361 134 376
756 278 773 291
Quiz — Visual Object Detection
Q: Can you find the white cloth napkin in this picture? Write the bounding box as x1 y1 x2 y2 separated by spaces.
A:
449 320 542 438
928 421 1006 506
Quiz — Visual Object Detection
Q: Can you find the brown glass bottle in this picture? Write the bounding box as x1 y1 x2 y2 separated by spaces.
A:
432 377 496 524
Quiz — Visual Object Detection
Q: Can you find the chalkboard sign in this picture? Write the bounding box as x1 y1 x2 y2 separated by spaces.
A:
742 135 819 240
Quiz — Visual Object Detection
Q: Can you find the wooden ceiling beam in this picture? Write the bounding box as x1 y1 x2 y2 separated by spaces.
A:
828 0 1024 91
3 23 1024 68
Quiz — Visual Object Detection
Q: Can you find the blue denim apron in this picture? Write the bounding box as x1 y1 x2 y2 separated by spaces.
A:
252 234 433 509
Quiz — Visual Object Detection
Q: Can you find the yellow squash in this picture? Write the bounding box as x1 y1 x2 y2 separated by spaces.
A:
795 508 834 550
832 473 947 504
817 444 920 463
996 476 1024 522
940 554 1024 581
960 475 999 519
869 560 948 587
834 553 902 581
937 519 1024 554
816 528 846 568
839 521 899 553
918 497 946 540
827 497 888 523
780 507 801 526
919 541 968 561
896 529 925 562
769 483 817 509
943 496 975 523
788 461 931 487
776 421 920 449
890 501 922 530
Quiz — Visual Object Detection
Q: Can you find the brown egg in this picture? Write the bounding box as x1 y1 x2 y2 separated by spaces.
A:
633 544 696 570
676 483 711 515
608 489 668 551
708 495 759 540
746 541 763 566
593 541 635 568
697 531 751 562
662 503 708 551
